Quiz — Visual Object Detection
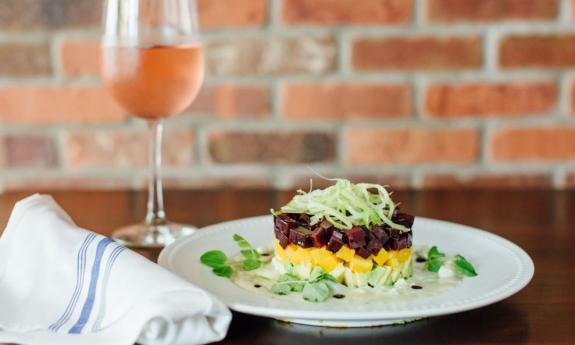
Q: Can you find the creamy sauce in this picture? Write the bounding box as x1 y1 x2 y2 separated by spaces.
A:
231 246 461 303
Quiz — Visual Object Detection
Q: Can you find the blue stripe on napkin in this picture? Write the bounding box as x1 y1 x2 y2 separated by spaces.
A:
69 237 113 334
91 245 126 331
49 233 96 332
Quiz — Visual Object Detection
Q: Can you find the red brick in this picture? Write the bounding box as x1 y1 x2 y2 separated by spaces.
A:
207 36 336 76
162 175 273 189
65 130 193 169
282 0 411 24
426 81 557 117
492 126 575 161
345 128 479 164
1 176 134 191
60 39 99 77
563 173 575 188
199 0 267 28
353 36 482 70
0 86 126 124
282 83 411 119
500 35 575 68
3 135 58 168
422 173 552 189
428 0 557 22
209 130 336 164
0 0 101 31
187 84 270 118
0 42 51 77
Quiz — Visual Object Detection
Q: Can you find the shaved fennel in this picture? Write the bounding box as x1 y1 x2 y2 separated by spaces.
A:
274 179 409 232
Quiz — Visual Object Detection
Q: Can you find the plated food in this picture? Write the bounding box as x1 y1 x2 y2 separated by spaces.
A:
272 179 415 290
199 179 477 303
159 192 534 326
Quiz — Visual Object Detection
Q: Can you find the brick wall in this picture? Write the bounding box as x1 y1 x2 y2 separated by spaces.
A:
1 0 575 190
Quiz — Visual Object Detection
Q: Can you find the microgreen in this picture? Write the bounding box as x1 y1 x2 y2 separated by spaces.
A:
200 234 264 277
200 250 233 277
454 255 478 277
234 234 261 271
426 246 478 278
302 282 330 302
271 268 334 302
427 246 445 273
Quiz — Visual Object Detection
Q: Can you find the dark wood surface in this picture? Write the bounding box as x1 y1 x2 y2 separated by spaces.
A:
0 189 573 344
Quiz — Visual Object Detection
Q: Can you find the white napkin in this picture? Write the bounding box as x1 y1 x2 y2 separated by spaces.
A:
0 194 232 345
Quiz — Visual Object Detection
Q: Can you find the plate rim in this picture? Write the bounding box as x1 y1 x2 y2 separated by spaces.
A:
159 215 535 321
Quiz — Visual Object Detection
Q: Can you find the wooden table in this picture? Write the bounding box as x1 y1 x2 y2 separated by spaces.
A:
0 189 573 344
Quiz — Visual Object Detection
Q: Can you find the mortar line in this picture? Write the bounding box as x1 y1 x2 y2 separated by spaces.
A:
558 73 572 116
559 0 572 23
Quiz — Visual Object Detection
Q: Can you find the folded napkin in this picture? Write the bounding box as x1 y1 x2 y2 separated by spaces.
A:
0 194 231 345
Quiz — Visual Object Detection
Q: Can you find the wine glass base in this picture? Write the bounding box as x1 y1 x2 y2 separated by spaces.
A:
112 222 197 250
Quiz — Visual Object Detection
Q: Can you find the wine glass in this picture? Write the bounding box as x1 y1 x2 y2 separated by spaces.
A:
100 0 204 248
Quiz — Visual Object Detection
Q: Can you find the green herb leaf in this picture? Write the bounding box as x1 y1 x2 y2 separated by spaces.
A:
212 266 233 278
428 259 442 272
302 282 331 302
233 234 261 270
427 246 446 272
233 234 252 249
240 249 260 261
454 255 478 277
200 250 228 268
242 259 261 271
428 246 445 260
309 269 336 284
275 274 305 292
271 283 292 295
309 267 325 282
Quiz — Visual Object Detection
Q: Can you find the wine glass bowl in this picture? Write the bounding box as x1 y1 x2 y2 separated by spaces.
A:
100 0 204 248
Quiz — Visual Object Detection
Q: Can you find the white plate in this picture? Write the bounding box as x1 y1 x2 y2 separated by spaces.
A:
158 216 534 327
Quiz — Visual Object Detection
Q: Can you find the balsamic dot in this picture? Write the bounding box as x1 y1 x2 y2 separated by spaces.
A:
416 257 427 263
254 284 262 288
261 253 270 257
333 294 345 299
411 285 423 290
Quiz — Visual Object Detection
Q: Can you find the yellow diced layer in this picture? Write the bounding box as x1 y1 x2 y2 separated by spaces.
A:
371 248 388 266
274 240 288 261
335 246 355 262
274 241 412 274
349 255 373 273
397 248 412 263
291 246 312 265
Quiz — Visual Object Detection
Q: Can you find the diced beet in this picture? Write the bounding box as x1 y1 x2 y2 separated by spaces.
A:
400 231 413 250
384 230 399 250
326 231 345 253
288 226 313 248
366 237 383 255
274 214 298 235
371 225 390 244
298 213 311 225
310 227 328 248
318 219 333 230
324 226 334 240
386 230 412 250
392 212 415 229
345 226 366 249
274 228 290 248
356 247 371 259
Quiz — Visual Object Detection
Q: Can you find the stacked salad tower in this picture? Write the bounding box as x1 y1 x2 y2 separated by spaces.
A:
272 179 414 288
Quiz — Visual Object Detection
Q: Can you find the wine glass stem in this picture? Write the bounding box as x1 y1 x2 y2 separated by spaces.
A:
146 119 167 226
